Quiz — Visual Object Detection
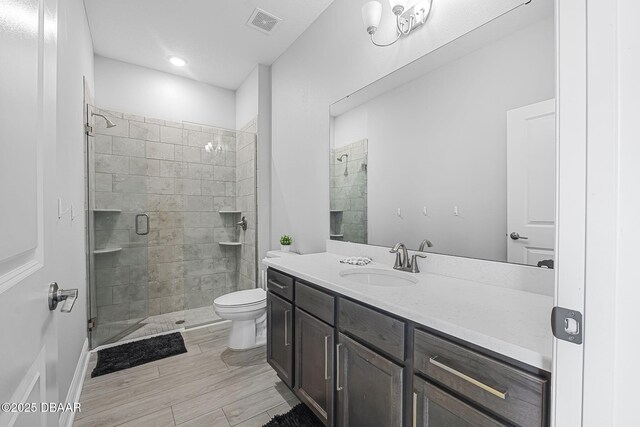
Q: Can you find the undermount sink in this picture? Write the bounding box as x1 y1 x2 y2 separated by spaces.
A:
339 267 418 287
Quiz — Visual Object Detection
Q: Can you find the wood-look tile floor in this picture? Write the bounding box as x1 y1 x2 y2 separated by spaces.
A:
75 322 299 427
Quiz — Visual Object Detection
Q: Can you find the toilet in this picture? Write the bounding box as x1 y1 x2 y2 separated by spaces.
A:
213 250 298 350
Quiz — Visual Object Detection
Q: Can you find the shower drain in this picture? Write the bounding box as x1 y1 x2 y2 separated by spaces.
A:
175 320 185 325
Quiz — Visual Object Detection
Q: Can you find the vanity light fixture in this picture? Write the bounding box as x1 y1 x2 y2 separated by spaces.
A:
168 56 187 67
362 0 432 47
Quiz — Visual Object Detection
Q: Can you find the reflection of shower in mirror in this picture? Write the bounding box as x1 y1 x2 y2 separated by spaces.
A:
337 154 349 176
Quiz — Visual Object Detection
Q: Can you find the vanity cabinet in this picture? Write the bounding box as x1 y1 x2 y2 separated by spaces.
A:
295 308 334 425
336 333 404 427
267 291 293 387
265 268 550 427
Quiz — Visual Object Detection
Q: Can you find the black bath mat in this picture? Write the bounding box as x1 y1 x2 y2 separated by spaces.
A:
263 404 323 427
91 332 187 378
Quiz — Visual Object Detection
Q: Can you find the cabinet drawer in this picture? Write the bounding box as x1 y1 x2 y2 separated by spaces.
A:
414 329 548 426
414 376 507 427
296 280 335 325
267 268 294 301
338 298 405 360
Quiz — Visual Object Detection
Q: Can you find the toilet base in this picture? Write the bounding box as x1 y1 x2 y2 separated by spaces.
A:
228 319 266 350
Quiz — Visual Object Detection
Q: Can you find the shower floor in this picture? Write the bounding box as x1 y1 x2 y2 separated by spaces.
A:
93 306 222 346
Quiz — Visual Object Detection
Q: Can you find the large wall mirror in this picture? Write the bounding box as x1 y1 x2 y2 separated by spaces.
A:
329 0 555 266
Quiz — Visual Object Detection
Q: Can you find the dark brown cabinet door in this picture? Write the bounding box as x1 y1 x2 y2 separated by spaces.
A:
336 333 403 427
267 291 293 387
413 376 507 427
295 308 334 426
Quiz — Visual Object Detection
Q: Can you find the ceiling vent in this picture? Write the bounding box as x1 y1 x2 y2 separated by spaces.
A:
247 8 282 35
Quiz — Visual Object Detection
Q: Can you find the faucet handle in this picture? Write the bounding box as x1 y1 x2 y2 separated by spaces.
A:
390 249 403 269
410 254 427 273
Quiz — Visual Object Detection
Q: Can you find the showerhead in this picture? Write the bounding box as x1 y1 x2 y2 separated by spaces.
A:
337 154 349 162
91 112 116 128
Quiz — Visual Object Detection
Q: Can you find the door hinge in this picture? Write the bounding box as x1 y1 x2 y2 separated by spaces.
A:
88 317 96 331
85 124 93 135
551 307 583 344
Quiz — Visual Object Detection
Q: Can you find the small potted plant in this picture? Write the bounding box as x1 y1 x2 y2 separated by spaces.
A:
280 234 293 252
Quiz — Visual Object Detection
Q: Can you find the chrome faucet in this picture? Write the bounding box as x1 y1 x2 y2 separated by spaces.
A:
236 216 247 231
419 239 433 251
390 242 427 273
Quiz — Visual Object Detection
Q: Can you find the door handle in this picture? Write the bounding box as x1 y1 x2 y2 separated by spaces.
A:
336 343 343 391
135 213 149 235
48 282 78 313
509 232 528 240
324 335 330 380
284 310 290 346
412 392 418 427
268 279 286 290
429 356 507 399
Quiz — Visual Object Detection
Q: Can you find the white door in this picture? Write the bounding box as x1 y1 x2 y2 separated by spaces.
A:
0 0 61 424
506 99 556 266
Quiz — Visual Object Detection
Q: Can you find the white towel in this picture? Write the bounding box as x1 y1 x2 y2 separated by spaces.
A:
339 256 372 266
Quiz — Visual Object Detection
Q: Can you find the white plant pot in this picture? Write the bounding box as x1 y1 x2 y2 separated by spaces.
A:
280 245 291 252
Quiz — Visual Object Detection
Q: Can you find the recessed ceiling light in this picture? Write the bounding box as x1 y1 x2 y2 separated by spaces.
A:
168 56 187 67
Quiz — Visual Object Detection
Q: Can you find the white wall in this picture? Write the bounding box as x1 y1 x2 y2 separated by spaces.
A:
333 18 554 261
256 65 272 266
94 56 236 129
581 0 640 424
55 0 94 407
270 0 531 254
333 107 367 149
236 66 259 130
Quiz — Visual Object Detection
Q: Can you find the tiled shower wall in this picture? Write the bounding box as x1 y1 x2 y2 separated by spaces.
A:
236 119 257 290
330 139 368 244
91 109 248 328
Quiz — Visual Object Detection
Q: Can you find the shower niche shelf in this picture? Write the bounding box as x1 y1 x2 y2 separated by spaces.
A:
94 248 122 254
330 210 343 213
218 210 242 214
93 209 122 213
218 242 242 247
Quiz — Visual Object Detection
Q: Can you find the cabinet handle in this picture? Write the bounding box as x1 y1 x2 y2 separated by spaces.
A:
412 392 417 427
268 279 286 290
324 335 330 380
429 356 507 399
336 343 343 391
284 310 290 346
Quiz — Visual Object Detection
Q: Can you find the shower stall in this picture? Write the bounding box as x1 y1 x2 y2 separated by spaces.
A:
85 107 258 348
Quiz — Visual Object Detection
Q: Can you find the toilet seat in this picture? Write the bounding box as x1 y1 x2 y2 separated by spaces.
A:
214 288 266 309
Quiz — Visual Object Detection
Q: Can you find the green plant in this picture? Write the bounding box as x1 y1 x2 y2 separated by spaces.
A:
280 235 292 246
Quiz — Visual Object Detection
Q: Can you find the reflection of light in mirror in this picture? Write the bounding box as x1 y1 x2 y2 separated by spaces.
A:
0 0 39 34
204 137 223 155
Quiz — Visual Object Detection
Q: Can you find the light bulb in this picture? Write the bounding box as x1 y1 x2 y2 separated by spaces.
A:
362 1 382 35
168 56 187 67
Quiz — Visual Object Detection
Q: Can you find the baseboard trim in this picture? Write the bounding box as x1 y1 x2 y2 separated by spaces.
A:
59 338 89 427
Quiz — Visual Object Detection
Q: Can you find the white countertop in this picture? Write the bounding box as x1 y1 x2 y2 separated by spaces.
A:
263 252 553 372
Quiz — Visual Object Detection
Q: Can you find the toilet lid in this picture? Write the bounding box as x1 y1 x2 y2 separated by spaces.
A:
214 288 266 308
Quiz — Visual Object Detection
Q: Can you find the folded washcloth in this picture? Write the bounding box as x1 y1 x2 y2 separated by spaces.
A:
340 256 372 266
